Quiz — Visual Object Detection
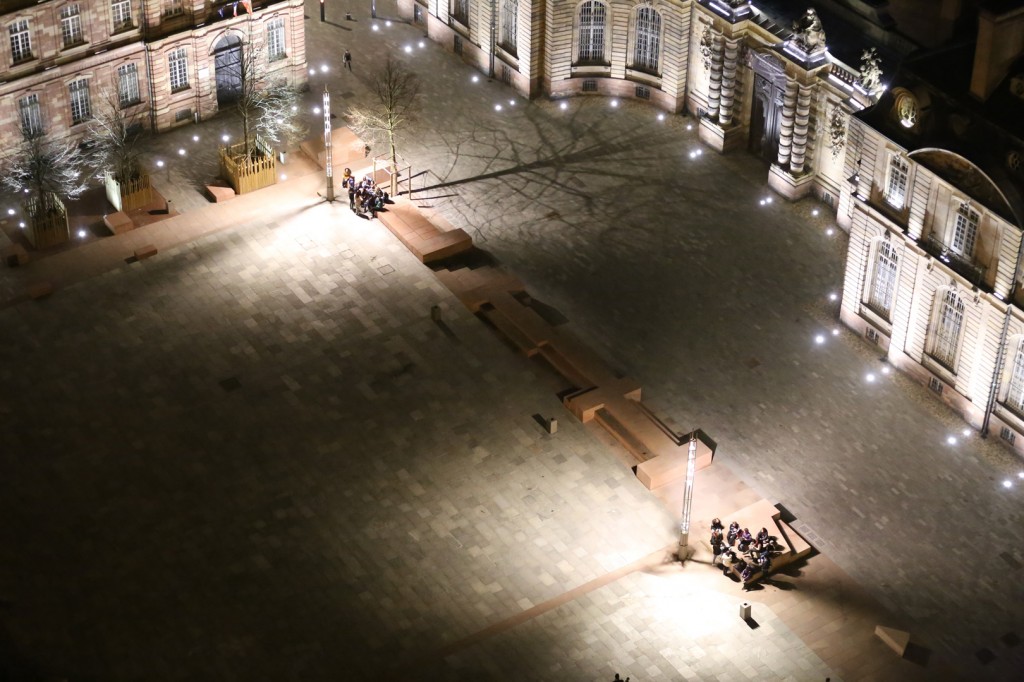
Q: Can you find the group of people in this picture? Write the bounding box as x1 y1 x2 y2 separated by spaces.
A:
709 518 778 583
342 168 389 218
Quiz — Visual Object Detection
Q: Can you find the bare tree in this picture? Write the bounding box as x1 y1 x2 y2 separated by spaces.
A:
84 84 146 184
2 130 88 218
229 22 305 160
348 57 421 196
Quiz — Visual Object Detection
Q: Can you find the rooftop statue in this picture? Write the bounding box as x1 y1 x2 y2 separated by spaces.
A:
791 8 826 54
858 48 883 94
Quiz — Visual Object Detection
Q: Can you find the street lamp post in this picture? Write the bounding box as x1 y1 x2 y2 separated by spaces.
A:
371 0 376 18
679 432 698 560
323 86 334 202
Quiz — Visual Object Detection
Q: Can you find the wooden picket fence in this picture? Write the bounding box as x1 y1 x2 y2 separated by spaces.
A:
219 134 277 195
105 172 152 212
24 193 69 249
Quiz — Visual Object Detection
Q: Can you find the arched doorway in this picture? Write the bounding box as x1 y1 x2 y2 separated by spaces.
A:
214 33 243 106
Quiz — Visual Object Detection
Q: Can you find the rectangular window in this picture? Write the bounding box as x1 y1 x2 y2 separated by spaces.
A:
951 201 979 257
111 0 133 30
931 289 964 369
884 154 909 209
117 63 140 107
868 240 899 318
61 5 84 48
500 0 517 53
9 19 32 63
452 0 469 26
18 93 43 136
1006 342 1024 414
69 78 92 125
267 18 286 61
164 0 185 16
168 47 189 91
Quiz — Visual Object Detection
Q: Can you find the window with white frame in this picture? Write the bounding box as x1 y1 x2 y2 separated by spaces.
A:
117 62 140 107
69 78 91 125
18 93 43 136
168 47 189 91
931 289 964 369
452 0 469 26
1005 339 1024 414
60 5 84 48
950 201 979 257
884 154 909 209
577 1 606 63
632 6 661 73
164 0 184 16
868 239 899 318
267 18 286 61
499 0 517 53
111 0 132 30
9 19 32 63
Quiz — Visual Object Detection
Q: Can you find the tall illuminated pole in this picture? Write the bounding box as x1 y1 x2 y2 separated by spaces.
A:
679 433 698 560
323 86 334 202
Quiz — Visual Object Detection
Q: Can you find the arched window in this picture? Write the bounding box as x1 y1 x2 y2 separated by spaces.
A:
931 289 964 369
868 240 898 318
577 1 606 63
500 0 517 53
1006 339 1024 413
633 6 661 73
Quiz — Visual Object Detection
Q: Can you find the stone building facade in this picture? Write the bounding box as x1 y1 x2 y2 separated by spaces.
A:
397 0 882 204
0 0 306 142
837 4 1024 454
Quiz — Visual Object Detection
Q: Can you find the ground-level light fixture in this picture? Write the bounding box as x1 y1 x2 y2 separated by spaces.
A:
947 436 958 445
559 101 568 110
472 75 479 83
222 134 230 143
321 64 329 72
686 123 693 130
371 24 379 31
192 135 200 142
313 106 322 114
610 99 619 108
418 41 425 48
178 148 186 156
385 20 392 26
1003 479 1013 489
18 222 25 229
77 229 87 239
309 68 316 75
829 292 838 301
812 209 820 216
866 373 876 382
156 160 164 168
658 113 665 121
831 328 840 336
962 428 971 437
494 104 502 111
826 228 835 236
6 208 13 215
508 99 515 106
881 366 891 375
815 334 825 344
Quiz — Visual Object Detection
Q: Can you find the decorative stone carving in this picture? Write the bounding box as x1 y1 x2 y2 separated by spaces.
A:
829 104 846 159
858 48 883 94
791 8 826 54
699 26 714 72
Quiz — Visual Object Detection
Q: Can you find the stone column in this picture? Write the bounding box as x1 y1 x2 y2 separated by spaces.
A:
789 84 814 174
706 31 724 121
776 78 798 168
718 38 741 127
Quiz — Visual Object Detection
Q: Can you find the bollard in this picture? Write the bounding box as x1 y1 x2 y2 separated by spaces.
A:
430 305 442 321
548 418 558 434
739 602 751 620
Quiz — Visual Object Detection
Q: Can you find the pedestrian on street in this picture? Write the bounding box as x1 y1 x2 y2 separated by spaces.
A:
344 49 352 70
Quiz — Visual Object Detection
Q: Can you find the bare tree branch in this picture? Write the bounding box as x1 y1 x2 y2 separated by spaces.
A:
347 57 421 195
2 130 88 212
83 83 146 183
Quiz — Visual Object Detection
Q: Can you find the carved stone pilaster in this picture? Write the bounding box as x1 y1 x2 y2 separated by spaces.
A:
706 31 724 121
790 84 814 174
718 38 741 127
777 78 798 167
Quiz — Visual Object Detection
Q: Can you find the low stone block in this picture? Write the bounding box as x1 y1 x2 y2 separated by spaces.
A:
205 185 236 203
103 211 133 234
2 243 29 267
874 625 911 656
134 244 158 260
27 281 53 299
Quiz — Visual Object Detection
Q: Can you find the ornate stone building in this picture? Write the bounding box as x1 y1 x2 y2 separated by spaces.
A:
0 0 306 141
397 0 884 203
838 3 1024 453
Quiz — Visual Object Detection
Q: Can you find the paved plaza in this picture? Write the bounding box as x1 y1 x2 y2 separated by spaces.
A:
1 0 1023 679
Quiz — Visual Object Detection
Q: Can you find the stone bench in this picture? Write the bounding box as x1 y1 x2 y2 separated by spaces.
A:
27 281 53 299
134 244 158 260
635 436 714 489
2 243 29 267
205 185 236 203
874 625 911 656
103 211 133 234
378 199 473 264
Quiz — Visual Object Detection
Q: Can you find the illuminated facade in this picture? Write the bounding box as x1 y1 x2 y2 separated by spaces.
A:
0 0 307 140
837 4 1024 451
398 0 883 203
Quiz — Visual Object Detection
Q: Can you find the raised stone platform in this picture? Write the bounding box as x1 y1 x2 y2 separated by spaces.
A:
377 198 472 264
